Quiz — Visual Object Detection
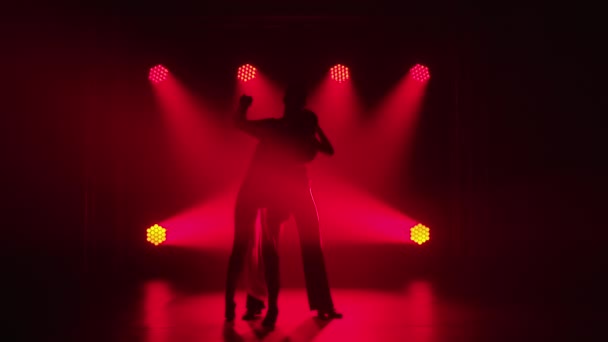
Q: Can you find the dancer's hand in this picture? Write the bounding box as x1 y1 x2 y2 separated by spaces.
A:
307 111 319 127
239 94 253 109
315 124 334 156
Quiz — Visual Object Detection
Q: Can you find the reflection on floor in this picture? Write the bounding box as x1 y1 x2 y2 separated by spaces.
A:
75 279 604 342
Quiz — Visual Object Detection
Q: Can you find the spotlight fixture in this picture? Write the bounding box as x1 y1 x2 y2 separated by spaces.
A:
330 64 350 83
237 64 257 82
410 223 430 245
147 224 167 246
149 64 169 84
409 64 430 82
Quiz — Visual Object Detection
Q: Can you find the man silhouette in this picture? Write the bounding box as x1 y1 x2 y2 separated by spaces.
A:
225 84 342 328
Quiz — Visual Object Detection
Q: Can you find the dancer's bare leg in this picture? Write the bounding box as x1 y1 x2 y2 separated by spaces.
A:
225 187 258 321
260 207 288 328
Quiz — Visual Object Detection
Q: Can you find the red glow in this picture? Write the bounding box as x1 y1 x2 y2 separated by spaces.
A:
138 284 436 341
158 188 237 249
149 64 169 84
330 64 350 83
308 72 362 167
143 280 172 342
152 73 241 195
410 223 430 245
237 64 257 82
310 173 418 244
409 64 430 82
360 68 428 190
160 174 418 249
235 71 284 120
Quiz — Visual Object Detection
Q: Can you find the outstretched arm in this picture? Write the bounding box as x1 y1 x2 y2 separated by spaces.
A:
315 125 334 156
234 95 276 139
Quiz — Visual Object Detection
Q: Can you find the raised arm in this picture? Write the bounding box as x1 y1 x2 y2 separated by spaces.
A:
234 94 276 139
315 125 334 156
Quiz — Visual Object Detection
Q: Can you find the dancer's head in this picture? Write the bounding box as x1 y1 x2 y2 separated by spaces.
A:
283 82 307 113
283 82 317 135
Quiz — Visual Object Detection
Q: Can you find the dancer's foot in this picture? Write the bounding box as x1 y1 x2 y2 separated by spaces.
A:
243 295 265 320
317 309 343 320
242 307 263 321
225 302 236 322
261 307 278 329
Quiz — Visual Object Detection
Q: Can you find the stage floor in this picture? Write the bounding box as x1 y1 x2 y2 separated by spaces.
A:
69 280 604 342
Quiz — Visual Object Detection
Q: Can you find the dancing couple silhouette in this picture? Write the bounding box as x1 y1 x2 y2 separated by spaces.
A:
225 83 342 329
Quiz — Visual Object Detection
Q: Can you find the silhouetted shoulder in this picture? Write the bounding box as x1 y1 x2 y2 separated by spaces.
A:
237 118 282 139
302 109 318 125
302 109 317 117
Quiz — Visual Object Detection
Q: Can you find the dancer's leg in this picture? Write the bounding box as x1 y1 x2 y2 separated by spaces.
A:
243 213 267 320
291 187 336 313
242 294 265 320
260 207 288 328
225 186 258 320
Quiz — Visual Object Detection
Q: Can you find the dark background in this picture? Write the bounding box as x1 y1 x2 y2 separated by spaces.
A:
2 13 604 334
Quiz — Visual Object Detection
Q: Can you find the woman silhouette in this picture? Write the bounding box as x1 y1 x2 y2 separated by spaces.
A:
224 94 272 322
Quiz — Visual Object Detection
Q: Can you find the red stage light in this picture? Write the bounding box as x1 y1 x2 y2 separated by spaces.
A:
237 64 257 82
410 223 430 245
147 224 167 246
409 64 430 82
330 64 350 83
149 64 169 84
